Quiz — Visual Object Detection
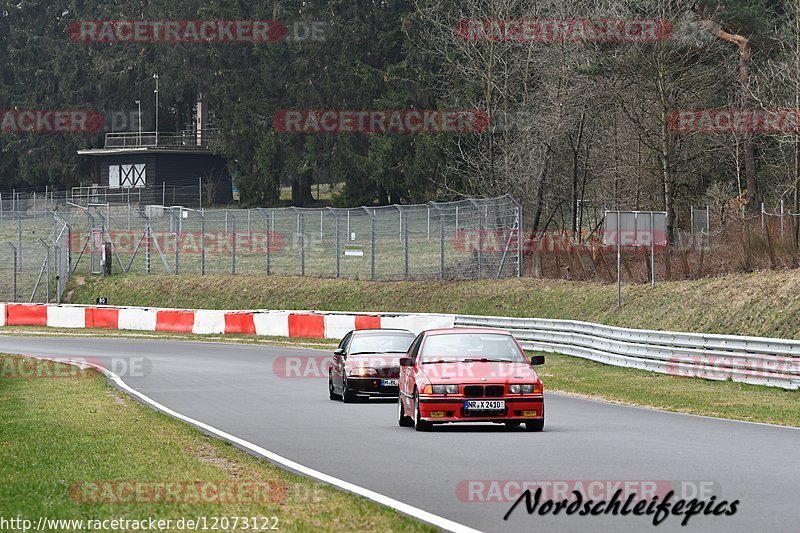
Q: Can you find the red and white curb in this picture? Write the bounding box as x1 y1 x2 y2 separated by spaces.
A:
0 303 454 339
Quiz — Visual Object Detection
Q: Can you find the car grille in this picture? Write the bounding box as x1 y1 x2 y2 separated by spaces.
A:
463 385 484 398
485 385 505 397
463 385 505 397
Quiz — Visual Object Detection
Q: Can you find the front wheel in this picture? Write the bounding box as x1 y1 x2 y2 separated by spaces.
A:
398 396 413 427
328 374 341 400
414 390 432 432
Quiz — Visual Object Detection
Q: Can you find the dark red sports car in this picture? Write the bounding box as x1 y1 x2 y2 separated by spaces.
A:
397 328 545 431
328 328 416 402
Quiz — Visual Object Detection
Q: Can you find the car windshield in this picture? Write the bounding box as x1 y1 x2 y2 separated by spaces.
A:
419 333 525 363
349 333 415 355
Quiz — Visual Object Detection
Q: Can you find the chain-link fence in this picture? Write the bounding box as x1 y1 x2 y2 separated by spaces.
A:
0 194 522 303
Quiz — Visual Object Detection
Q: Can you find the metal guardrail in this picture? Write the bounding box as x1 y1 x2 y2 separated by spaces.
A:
453 315 800 390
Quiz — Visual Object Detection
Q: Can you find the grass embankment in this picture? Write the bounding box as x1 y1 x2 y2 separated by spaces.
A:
68 271 800 339
0 355 434 532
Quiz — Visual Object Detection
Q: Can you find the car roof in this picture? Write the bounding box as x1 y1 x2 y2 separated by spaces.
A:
423 327 511 336
352 328 415 336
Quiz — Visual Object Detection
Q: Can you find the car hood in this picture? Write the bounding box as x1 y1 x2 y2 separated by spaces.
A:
419 361 537 383
345 354 402 377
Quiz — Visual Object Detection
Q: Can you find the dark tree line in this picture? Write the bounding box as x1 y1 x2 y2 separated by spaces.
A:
2 0 800 225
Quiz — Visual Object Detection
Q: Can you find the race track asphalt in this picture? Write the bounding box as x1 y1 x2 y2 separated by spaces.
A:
1 335 798 533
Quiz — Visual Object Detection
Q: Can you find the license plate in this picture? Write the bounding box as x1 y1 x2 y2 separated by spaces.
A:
464 400 505 411
381 379 399 387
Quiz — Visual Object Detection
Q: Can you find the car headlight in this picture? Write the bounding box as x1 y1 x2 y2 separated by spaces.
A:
349 367 377 377
431 384 459 394
509 384 538 394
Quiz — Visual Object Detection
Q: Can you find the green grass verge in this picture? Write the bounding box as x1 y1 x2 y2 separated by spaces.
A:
67 270 800 339
0 355 435 532
540 353 800 427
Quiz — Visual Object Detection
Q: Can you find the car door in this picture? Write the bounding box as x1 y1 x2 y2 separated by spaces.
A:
400 334 423 410
332 331 352 392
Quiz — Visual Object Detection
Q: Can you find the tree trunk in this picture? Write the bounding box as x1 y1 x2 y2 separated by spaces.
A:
700 18 757 211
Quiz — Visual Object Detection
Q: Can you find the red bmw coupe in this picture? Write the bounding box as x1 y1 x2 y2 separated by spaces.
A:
397 328 545 431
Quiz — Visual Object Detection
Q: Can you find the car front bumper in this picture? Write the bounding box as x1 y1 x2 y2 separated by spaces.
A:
347 377 400 396
418 396 544 422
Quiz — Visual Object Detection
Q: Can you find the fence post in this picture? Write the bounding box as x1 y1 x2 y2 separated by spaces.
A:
18 216 23 269
440 208 445 279
370 210 376 280
54 245 61 304
761 202 765 236
781 199 785 238
200 209 206 275
333 209 340 278
145 220 151 274
470 200 484 278
6 243 17 302
174 208 181 275
427 205 430 240
39 239 51 302
299 211 305 276
231 210 237 274
266 211 272 275
402 207 409 279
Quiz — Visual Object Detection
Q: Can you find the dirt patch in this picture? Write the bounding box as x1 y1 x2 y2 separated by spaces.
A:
190 441 245 478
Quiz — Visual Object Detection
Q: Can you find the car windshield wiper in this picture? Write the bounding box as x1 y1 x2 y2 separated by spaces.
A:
462 358 514 363
421 359 452 364
349 351 385 355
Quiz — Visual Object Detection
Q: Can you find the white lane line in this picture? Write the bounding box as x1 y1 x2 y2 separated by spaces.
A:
31 355 483 533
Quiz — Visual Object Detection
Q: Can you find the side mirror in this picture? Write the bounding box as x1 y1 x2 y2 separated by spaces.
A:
333 348 345 357
530 355 545 366
399 357 413 367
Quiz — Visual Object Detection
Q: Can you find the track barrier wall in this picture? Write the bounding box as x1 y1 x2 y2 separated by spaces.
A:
3 303 799 389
